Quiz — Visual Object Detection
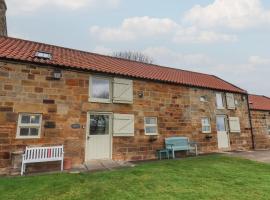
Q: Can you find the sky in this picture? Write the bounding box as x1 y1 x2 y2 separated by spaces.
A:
5 0 270 96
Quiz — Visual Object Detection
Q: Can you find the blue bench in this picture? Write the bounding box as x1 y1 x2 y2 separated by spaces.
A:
165 137 198 159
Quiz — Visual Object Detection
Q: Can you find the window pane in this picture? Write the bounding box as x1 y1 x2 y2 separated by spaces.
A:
146 127 157 134
30 128 39 136
203 126 210 132
217 117 226 132
145 117 157 125
30 115 40 124
90 115 109 135
216 93 224 108
202 118 209 126
21 115 30 124
91 78 110 99
20 128 29 136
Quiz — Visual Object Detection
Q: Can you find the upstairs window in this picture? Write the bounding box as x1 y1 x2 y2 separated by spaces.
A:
201 118 211 133
16 113 42 139
216 93 224 109
89 76 111 103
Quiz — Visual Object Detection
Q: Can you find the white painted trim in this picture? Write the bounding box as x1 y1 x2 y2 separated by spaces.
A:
16 113 42 139
88 76 112 104
85 112 113 162
201 117 211 134
144 117 158 136
216 93 225 110
216 115 231 150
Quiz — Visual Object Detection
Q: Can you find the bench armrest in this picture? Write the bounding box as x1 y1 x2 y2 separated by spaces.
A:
166 144 174 149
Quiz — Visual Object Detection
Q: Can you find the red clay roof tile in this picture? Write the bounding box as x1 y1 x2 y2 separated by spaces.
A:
249 95 270 111
0 36 246 93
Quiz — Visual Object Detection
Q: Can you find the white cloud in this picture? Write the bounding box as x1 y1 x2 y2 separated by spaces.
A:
7 0 121 14
90 16 236 43
184 0 270 29
90 16 179 42
142 47 213 67
173 26 237 44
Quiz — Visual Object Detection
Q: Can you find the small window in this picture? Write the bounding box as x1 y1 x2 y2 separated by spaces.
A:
201 118 211 133
16 113 42 139
35 51 52 60
216 93 224 109
89 76 111 103
200 96 207 102
144 117 158 135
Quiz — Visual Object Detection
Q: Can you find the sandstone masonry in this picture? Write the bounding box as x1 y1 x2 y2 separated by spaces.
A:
251 110 270 149
0 61 253 175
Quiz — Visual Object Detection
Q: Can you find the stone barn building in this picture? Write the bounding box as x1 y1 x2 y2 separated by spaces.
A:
0 36 254 175
249 95 270 149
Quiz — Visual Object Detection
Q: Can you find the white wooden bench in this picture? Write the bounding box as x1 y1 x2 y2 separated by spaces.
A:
21 145 64 175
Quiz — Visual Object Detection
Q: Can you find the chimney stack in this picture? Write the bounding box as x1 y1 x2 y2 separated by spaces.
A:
0 0 7 36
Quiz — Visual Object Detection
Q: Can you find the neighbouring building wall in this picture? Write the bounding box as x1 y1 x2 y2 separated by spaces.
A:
0 61 252 174
251 110 270 149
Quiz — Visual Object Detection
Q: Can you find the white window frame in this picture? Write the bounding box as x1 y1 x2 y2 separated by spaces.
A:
216 93 225 109
89 76 112 103
144 117 158 136
16 113 42 139
200 96 207 102
201 117 211 133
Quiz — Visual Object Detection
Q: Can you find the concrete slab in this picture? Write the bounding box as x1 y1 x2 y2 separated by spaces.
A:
84 160 135 172
224 150 270 163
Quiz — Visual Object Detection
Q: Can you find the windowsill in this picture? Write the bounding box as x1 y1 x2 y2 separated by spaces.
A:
16 136 41 139
202 132 212 134
89 98 111 104
145 133 158 136
217 107 225 110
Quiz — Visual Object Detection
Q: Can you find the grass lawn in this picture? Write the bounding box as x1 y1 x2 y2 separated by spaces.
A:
1 155 270 200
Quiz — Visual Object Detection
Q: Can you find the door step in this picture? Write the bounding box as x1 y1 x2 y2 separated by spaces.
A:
84 160 135 171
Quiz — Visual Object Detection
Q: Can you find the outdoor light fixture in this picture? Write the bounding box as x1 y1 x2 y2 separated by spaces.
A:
138 91 144 98
53 69 62 80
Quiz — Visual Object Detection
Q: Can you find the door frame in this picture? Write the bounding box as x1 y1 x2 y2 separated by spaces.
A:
84 111 113 162
216 115 231 150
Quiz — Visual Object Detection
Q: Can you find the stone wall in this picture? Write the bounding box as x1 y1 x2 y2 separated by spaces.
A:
0 60 253 174
251 110 270 149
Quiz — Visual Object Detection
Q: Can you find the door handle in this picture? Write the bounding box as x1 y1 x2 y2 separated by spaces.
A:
87 136 91 140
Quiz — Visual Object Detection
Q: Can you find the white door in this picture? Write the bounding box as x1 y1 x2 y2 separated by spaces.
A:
86 113 112 160
216 116 230 149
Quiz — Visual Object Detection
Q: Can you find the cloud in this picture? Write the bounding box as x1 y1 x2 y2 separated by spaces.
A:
90 16 179 42
90 16 237 43
7 0 121 14
173 26 237 44
142 47 213 67
184 0 270 29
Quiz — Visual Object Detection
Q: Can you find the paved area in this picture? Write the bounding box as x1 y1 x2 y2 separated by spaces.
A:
224 150 270 163
83 160 135 172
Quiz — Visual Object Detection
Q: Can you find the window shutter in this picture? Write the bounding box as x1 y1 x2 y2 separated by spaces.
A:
226 93 235 109
113 114 134 136
229 117 241 133
113 78 133 104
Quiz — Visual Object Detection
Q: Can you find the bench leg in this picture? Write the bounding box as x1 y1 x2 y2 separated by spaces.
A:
61 158 64 171
21 162 25 176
